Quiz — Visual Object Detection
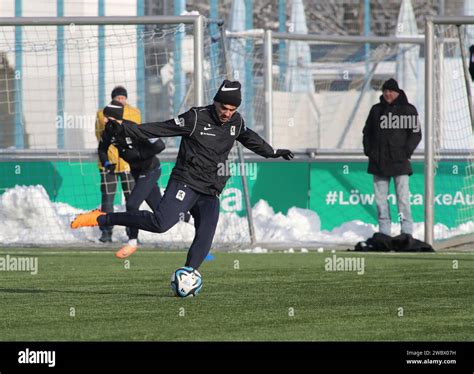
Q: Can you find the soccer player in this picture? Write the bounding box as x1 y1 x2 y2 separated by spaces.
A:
72 80 294 270
95 86 141 243
99 100 166 258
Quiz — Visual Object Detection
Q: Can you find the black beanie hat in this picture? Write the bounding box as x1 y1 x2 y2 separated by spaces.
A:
382 78 401 93
103 100 124 120
213 80 242 107
111 85 128 99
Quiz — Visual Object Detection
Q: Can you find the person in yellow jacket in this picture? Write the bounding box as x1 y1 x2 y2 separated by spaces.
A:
95 86 141 243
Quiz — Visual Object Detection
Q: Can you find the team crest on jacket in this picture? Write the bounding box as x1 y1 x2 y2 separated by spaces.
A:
230 125 236 135
174 117 185 127
176 190 186 201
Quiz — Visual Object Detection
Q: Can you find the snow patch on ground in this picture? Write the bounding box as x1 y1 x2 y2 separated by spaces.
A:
0 185 468 247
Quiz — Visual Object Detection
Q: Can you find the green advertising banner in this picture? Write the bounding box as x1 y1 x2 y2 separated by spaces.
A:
310 162 423 230
310 161 471 230
0 160 471 231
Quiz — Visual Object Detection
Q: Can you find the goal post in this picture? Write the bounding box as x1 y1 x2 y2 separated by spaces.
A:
229 27 474 248
425 16 474 248
229 29 433 243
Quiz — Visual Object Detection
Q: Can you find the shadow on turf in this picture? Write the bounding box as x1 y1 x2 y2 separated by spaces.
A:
0 288 175 298
367 254 474 262
0 288 44 294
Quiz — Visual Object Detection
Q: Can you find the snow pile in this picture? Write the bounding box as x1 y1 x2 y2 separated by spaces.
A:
0 185 471 246
0 185 76 244
252 200 322 242
0 185 196 245
432 221 474 240
252 199 378 244
239 246 269 253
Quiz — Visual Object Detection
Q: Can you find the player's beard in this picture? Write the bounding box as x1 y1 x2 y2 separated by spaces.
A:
219 115 230 123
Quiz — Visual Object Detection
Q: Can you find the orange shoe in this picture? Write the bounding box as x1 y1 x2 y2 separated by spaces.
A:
70 209 105 229
115 244 138 259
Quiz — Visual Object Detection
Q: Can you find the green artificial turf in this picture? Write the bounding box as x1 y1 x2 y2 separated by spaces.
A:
0 249 472 341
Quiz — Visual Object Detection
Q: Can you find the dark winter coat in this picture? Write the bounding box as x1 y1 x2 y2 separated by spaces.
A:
99 119 165 174
362 90 422 176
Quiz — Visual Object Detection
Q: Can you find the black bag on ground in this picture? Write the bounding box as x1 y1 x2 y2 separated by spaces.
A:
352 233 434 252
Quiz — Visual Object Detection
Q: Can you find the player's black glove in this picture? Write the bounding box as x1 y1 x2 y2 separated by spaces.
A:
272 149 294 160
103 161 116 174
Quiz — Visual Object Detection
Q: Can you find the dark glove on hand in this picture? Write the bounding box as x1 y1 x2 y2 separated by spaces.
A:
103 161 116 174
273 149 294 160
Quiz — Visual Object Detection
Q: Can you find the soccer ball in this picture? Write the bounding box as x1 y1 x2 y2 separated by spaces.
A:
170 267 203 298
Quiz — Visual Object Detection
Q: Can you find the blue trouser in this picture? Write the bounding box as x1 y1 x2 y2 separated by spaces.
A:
98 179 220 269
127 165 163 240
373 174 413 235
100 171 134 235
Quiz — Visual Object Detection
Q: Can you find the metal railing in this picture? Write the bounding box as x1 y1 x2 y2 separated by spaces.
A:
2 148 473 162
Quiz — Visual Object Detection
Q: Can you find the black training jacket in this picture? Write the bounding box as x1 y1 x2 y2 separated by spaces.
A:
118 105 276 196
98 120 166 174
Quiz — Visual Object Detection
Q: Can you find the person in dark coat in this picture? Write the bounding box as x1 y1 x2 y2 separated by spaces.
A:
363 78 422 236
99 100 167 259
95 86 140 243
